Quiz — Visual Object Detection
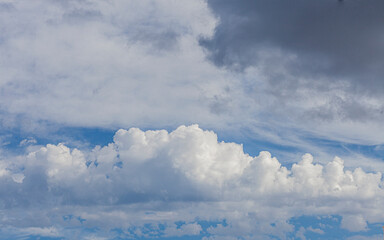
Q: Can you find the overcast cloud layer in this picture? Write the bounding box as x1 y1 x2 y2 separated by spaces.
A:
0 0 384 145
1 125 384 239
2 0 384 145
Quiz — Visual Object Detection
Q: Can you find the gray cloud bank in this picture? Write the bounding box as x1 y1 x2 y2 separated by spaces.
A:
1 125 384 238
202 0 384 88
200 0 384 127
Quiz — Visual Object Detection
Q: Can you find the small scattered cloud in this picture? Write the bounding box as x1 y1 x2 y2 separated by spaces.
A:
19 137 37 146
307 226 324 235
11 173 25 183
341 215 368 232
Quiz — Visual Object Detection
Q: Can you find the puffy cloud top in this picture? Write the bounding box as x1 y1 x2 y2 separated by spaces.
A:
0 125 383 238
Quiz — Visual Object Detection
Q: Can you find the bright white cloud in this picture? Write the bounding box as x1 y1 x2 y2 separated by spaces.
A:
0 125 384 238
0 0 240 131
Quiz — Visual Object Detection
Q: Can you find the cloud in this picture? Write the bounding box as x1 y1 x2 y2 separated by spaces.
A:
2 0 384 150
163 222 202 237
307 226 324 234
19 137 37 146
347 234 383 240
0 0 238 131
202 0 384 85
200 0 384 132
1 0 384 239
1 125 384 238
11 173 25 184
341 215 368 232
19 227 59 237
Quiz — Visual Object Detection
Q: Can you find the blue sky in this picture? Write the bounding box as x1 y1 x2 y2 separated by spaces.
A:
1 0 384 239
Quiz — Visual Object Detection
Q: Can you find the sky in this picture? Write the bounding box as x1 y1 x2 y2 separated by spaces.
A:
1 0 384 239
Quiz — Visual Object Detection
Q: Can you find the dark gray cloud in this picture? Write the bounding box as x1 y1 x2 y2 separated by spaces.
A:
201 0 384 91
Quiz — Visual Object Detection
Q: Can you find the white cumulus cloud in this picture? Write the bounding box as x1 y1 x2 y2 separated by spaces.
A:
0 125 383 238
